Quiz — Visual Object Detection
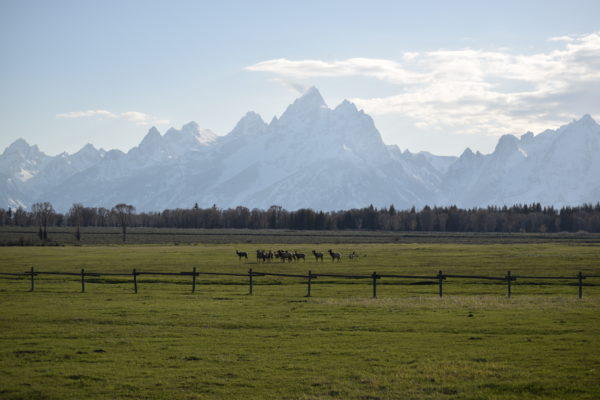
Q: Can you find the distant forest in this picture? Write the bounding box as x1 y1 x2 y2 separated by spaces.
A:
2 202 600 233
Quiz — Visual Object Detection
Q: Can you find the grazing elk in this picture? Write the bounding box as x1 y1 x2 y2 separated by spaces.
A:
236 250 248 261
328 249 342 262
312 250 324 262
348 251 358 260
275 250 294 262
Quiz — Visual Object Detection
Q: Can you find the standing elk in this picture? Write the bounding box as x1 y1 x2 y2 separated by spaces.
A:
275 250 294 262
256 249 270 262
236 250 248 261
312 250 324 262
328 249 342 262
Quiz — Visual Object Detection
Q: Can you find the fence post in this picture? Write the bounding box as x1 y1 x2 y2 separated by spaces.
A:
249 268 253 295
306 270 312 297
506 270 512 299
133 268 138 294
81 268 85 293
372 271 378 298
191 267 197 293
438 270 444 298
30 266 35 292
578 272 583 299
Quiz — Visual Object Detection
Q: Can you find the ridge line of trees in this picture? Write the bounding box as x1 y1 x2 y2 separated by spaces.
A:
1 202 600 234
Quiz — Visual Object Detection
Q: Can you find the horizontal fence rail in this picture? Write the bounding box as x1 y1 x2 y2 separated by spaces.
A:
0 268 597 299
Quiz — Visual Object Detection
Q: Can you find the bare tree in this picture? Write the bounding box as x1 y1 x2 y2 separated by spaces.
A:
31 202 55 241
68 203 84 241
111 203 135 243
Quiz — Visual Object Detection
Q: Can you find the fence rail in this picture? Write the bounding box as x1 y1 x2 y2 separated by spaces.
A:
0 268 597 299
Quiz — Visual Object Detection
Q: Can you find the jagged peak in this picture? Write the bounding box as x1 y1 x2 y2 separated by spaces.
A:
569 114 599 130
2 138 46 158
557 114 599 135
520 131 534 142
147 126 161 136
162 122 199 137
81 143 97 150
460 147 475 158
163 122 217 146
6 138 31 151
105 149 125 160
181 121 200 133
299 86 326 105
579 114 596 124
238 111 266 125
73 143 100 157
139 126 162 148
494 134 519 154
281 87 328 119
334 99 358 113
225 112 267 140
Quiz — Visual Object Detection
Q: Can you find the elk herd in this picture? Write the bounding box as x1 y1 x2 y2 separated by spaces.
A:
235 249 359 262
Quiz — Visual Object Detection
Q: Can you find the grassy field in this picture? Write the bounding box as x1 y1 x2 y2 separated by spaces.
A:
3 226 600 245
1 236 600 399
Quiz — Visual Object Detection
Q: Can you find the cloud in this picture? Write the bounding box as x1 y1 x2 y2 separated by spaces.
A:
247 57 425 84
120 111 151 123
56 110 116 118
56 109 169 126
246 32 600 136
269 77 312 95
548 35 574 42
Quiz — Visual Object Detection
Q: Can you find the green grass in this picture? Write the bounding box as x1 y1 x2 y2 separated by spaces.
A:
2 226 600 245
1 240 599 399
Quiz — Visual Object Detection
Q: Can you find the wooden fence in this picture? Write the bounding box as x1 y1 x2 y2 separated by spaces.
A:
0 267 598 298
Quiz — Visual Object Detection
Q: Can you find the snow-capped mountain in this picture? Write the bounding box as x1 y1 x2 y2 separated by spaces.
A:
1 87 598 212
442 114 600 207
0 139 105 209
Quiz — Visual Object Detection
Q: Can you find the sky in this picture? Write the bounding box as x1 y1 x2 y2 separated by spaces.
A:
1 0 599 156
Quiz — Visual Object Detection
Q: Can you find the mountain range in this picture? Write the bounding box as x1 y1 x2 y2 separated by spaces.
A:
1 87 599 212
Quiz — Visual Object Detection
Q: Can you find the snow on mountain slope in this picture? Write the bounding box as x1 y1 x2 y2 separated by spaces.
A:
441 114 600 207
21 88 440 211
0 139 108 209
0 139 51 182
189 87 437 210
1 88 598 212
127 123 216 167
0 139 57 208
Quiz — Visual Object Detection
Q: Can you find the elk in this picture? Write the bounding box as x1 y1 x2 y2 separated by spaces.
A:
256 249 268 262
294 251 306 262
348 251 358 260
312 250 324 262
275 250 294 262
236 250 248 261
328 249 342 262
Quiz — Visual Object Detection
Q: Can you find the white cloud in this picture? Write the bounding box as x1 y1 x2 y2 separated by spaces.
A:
120 111 151 124
269 77 312 95
56 109 169 126
56 110 116 118
247 57 425 84
246 32 600 136
548 35 575 42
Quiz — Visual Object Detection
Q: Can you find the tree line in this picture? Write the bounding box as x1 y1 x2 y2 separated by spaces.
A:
1 202 600 238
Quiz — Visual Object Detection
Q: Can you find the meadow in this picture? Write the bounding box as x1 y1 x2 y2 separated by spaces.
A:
1 231 599 399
